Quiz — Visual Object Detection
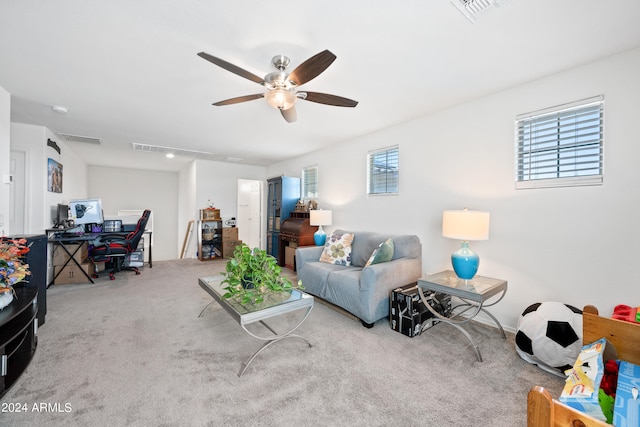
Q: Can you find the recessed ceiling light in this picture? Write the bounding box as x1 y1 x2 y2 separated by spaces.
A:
166 153 175 158
51 105 68 114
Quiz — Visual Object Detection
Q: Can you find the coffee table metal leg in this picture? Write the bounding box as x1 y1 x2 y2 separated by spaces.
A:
238 305 313 377
197 301 214 318
239 334 313 377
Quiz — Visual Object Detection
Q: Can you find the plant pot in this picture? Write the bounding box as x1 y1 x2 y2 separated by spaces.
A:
241 275 254 289
0 291 14 310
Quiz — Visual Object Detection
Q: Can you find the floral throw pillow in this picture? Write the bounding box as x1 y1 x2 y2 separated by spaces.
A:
364 238 394 267
319 232 354 266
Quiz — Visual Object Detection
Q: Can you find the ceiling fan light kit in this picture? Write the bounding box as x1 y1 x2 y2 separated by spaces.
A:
265 88 296 110
198 49 358 123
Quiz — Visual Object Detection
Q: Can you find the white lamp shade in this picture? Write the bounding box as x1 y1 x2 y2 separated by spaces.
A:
442 210 490 241
310 210 332 226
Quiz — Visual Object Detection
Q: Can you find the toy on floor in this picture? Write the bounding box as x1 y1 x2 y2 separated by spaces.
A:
612 304 640 323
515 301 583 376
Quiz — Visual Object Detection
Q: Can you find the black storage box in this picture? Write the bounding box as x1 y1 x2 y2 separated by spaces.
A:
390 283 452 337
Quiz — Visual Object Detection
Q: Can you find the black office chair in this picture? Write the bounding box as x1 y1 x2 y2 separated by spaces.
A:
89 210 151 280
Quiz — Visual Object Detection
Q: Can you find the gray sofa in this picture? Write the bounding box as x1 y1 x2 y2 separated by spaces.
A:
295 230 422 327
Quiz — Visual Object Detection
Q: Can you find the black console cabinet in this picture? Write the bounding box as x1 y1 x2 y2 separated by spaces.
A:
9 234 47 326
0 286 38 398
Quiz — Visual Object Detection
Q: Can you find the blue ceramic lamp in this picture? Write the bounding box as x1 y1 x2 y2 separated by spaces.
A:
442 209 490 280
310 209 332 246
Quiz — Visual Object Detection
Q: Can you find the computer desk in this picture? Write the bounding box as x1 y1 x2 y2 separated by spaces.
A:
47 229 153 287
47 231 101 287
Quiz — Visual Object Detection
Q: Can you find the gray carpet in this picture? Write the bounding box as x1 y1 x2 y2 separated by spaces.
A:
1 259 564 426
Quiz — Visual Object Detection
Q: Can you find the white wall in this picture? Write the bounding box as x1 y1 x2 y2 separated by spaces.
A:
183 159 266 257
88 166 178 261
267 47 640 331
10 123 88 233
178 161 197 258
89 159 267 261
0 87 9 235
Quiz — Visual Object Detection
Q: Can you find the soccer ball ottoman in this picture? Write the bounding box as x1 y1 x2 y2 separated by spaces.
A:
515 302 583 376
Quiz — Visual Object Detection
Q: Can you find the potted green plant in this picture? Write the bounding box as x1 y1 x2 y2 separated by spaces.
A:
221 243 302 304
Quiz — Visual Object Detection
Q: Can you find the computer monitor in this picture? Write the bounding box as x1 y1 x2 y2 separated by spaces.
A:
69 199 104 225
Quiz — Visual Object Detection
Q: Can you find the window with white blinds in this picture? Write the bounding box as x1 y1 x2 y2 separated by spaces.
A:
367 146 399 195
301 165 318 199
516 95 604 189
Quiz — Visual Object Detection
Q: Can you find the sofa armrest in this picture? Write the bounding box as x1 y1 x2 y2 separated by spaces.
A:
360 258 422 292
295 246 324 271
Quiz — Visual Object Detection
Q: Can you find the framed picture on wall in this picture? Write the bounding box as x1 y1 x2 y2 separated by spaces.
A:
47 158 63 193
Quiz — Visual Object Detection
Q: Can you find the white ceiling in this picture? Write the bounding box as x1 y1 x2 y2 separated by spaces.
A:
2 0 640 172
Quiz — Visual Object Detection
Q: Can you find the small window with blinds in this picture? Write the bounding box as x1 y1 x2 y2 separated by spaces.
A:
516 95 604 189
367 145 399 195
301 165 318 200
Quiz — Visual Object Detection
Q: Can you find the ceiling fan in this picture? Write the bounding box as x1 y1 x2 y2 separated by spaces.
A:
197 49 358 123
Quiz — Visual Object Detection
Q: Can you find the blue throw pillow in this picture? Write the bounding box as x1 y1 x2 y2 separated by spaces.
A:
364 238 394 267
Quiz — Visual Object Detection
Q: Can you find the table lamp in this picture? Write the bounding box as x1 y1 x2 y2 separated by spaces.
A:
310 209 332 246
442 209 490 280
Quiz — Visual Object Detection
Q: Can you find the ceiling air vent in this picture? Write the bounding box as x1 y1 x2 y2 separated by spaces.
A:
57 133 103 145
451 0 506 22
131 143 212 159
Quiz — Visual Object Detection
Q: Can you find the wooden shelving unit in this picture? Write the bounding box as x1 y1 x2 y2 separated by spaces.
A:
197 209 222 261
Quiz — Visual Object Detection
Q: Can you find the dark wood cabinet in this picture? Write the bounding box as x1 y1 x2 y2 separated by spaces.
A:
266 176 300 264
0 286 38 398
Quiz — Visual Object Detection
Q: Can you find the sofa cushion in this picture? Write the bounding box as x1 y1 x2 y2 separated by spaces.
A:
324 268 365 314
297 261 345 298
335 230 395 267
364 238 394 267
319 232 354 266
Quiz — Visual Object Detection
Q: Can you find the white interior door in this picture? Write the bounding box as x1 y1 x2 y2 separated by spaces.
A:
237 179 262 249
9 150 26 235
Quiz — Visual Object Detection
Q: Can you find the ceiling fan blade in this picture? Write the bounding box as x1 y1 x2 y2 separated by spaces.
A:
280 107 297 123
301 91 358 107
213 94 264 106
288 50 337 86
198 52 264 85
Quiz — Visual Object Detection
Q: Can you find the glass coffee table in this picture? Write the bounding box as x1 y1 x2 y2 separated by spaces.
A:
198 275 314 376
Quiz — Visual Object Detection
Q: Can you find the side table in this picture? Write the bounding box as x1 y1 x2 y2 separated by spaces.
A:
417 270 507 362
